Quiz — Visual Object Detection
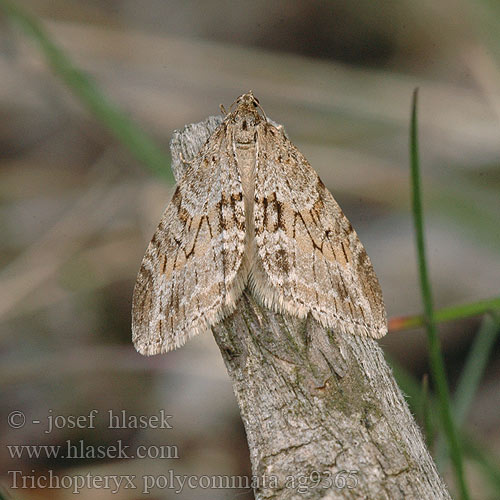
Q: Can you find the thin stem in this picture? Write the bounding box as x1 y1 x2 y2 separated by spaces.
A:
389 296 500 332
410 88 470 500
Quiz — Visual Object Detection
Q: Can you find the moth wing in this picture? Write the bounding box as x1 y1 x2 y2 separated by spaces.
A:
132 128 246 355
252 123 387 338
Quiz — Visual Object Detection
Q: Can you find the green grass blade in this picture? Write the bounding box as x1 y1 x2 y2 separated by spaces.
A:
0 0 172 182
389 296 500 332
436 313 500 467
454 313 500 425
410 88 470 500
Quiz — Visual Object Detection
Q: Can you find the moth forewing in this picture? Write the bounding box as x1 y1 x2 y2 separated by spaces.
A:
250 119 387 339
132 128 246 356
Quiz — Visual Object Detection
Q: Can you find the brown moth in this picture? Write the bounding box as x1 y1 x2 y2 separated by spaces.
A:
132 92 387 355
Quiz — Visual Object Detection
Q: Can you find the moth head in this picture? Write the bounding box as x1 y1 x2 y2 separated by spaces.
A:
234 90 258 106
230 91 266 144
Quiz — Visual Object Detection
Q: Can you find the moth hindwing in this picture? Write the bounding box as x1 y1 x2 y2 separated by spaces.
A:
132 92 387 355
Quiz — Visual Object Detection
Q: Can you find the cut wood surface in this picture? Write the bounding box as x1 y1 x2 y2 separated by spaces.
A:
173 117 451 500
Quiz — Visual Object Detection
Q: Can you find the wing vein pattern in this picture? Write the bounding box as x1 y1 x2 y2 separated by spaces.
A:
251 122 387 338
132 127 246 355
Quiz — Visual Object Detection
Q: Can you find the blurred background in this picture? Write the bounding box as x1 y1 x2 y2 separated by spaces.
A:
1 1 500 498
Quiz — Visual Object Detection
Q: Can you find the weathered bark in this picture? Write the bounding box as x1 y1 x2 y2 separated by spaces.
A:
172 117 451 500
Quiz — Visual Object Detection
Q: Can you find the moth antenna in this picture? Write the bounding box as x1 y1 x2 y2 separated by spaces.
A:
252 96 268 121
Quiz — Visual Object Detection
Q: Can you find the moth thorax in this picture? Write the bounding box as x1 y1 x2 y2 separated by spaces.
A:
233 110 260 145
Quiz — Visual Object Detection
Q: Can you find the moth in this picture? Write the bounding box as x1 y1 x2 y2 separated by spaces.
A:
132 92 387 355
